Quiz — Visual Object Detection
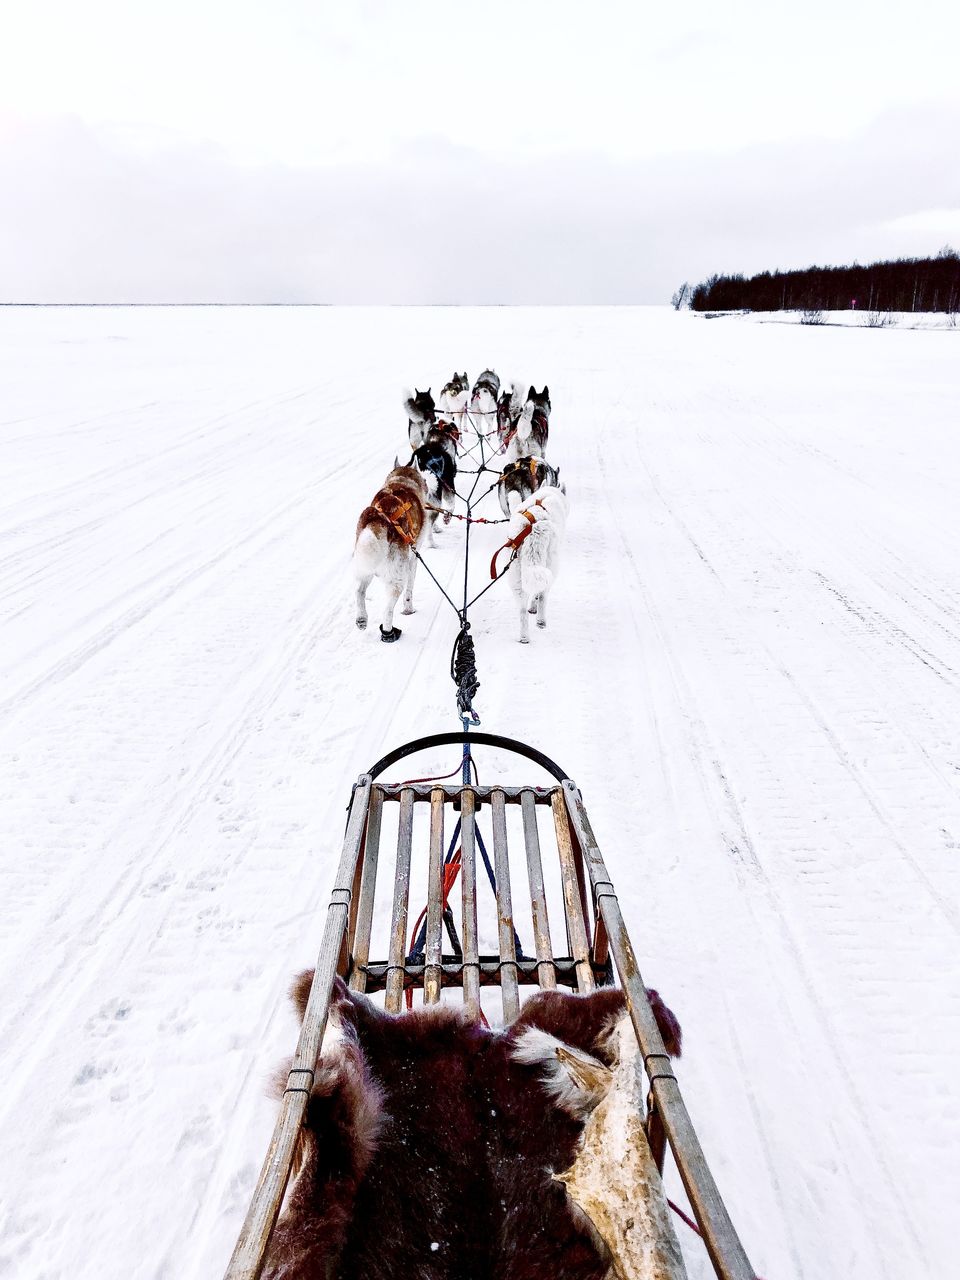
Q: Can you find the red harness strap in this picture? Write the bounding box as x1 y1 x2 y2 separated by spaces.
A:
497 425 518 455
435 420 461 445
489 501 543 579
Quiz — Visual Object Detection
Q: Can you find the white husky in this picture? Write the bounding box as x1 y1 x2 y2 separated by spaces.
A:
503 485 568 643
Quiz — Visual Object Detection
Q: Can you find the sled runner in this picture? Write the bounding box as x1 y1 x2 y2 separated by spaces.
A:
224 732 755 1280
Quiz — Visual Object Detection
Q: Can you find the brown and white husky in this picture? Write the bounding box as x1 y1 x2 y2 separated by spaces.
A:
353 466 428 642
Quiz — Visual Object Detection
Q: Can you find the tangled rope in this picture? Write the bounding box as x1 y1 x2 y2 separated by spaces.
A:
451 620 480 720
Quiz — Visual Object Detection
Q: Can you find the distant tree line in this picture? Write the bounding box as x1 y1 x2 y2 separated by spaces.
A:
686 247 960 313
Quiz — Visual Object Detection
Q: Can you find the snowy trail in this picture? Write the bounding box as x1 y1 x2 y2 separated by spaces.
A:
1 306 957 1280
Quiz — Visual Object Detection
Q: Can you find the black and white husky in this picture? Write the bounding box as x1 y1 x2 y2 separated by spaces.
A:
404 388 436 450
470 369 500 424
412 421 458 533
498 456 561 517
516 385 550 458
504 485 568 644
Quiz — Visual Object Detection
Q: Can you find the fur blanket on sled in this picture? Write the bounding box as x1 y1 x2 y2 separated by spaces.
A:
262 975 682 1280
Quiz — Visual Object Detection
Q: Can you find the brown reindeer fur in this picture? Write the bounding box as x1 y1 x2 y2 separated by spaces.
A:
264 975 682 1280
355 465 427 549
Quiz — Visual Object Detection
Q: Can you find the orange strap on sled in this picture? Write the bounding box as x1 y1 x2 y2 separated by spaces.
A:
489 502 542 579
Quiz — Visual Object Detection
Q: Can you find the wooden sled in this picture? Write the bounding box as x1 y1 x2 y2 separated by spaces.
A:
223 733 754 1280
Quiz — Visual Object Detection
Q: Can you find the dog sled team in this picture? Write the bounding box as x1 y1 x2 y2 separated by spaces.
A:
353 370 567 644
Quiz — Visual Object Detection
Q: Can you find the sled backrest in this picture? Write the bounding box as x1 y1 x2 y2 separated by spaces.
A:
345 780 605 1021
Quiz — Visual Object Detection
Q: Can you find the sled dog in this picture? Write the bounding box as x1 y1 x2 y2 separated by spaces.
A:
516 385 550 458
437 372 470 432
412 418 458 532
404 388 436 451
504 485 568 643
496 383 526 461
470 369 501 424
353 466 428 642
498 456 562 518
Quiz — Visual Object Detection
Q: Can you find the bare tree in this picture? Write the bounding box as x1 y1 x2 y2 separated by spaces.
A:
671 281 691 310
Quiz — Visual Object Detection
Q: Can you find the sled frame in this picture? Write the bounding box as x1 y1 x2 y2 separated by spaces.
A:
223 733 754 1280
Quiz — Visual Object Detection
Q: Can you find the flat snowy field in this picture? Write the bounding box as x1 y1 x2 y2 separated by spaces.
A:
1 306 957 1280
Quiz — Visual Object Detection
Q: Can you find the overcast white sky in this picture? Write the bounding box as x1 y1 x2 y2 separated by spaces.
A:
2 0 958 302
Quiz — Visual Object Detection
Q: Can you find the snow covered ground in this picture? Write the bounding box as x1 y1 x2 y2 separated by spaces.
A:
1 305 958 1280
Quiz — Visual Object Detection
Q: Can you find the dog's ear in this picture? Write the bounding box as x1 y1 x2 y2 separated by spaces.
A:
394 454 402 468
414 387 420 396
541 385 550 400
527 385 536 401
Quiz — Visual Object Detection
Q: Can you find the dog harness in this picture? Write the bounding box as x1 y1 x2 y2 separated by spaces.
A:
435 421 461 445
372 497 418 546
497 423 519 454
499 457 545 485
489 499 544 579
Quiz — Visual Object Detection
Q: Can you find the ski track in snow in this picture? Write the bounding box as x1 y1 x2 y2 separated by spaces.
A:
0 306 958 1280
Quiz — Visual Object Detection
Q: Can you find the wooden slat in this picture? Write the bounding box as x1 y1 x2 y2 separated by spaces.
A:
561 780 755 1280
377 782 558 804
460 789 480 1017
521 790 556 988
223 775 372 1280
423 788 445 1004
384 788 415 1013
356 955 597 992
551 790 595 992
490 789 520 1022
348 785 383 993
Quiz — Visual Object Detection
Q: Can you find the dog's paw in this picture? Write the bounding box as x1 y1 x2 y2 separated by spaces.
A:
401 604 416 615
355 618 367 630
519 636 530 644
380 625 402 643
528 604 538 614
537 619 547 629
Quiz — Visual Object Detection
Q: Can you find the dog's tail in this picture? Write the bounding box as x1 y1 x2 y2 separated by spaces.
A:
521 560 553 610
516 398 534 445
353 524 384 579
401 388 420 420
